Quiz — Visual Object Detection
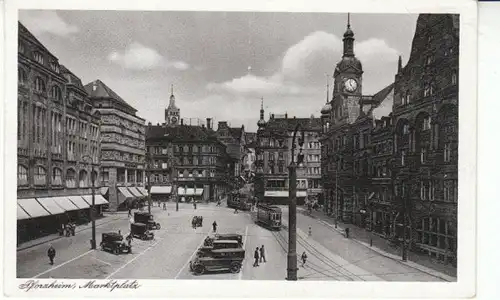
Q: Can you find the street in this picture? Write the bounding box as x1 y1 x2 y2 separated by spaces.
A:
17 202 446 281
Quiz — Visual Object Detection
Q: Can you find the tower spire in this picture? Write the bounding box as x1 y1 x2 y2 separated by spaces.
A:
398 55 403 73
326 74 330 103
347 13 350 29
171 84 174 96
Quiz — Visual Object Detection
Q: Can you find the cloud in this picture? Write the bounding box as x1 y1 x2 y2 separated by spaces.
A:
206 31 397 98
19 10 78 37
108 42 190 71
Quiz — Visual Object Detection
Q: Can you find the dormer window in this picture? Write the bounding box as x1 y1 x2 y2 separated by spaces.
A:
50 61 60 73
451 71 458 85
33 52 44 64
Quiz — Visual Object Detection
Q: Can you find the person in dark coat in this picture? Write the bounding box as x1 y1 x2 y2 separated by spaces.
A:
128 208 132 217
47 245 56 265
259 245 266 263
212 221 217 233
301 251 308 267
253 247 260 267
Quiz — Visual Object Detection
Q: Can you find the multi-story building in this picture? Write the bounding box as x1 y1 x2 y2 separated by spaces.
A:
84 80 147 211
17 22 107 244
320 14 458 265
146 90 232 202
216 121 246 179
255 100 322 205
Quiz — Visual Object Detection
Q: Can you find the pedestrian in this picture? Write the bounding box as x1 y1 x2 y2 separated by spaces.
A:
308 226 312 237
253 247 260 267
234 208 238 214
128 208 132 217
212 221 217 233
301 251 308 267
163 202 167 210
259 245 266 263
47 244 56 265
118 230 121 236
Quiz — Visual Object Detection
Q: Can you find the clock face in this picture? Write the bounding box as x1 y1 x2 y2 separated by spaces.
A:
344 78 358 92
171 117 178 124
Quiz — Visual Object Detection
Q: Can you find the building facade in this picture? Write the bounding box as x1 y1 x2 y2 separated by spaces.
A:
216 121 246 178
84 80 147 211
17 22 107 244
320 14 458 265
255 100 322 205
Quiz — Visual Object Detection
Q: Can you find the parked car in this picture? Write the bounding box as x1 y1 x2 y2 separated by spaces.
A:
204 233 243 247
134 212 161 230
190 248 245 275
130 222 154 240
100 232 131 255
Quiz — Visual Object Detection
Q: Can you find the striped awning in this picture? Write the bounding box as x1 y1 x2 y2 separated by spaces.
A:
82 195 109 206
127 187 144 198
100 187 109 195
17 204 31 220
264 191 307 198
185 188 195 196
18 198 50 218
52 197 80 212
68 196 90 209
118 187 134 199
151 186 172 194
195 189 203 196
136 187 148 196
36 197 66 215
177 187 186 196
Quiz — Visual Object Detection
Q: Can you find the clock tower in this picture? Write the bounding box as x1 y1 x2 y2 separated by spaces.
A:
165 84 180 126
332 14 363 124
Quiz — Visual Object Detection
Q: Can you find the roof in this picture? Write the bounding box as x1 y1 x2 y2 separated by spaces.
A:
18 22 58 62
228 127 243 140
245 132 257 143
266 116 322 132
146 124 222 144
372 83 394 106
60 65 86 93
84 80 137 113
370 83 395 120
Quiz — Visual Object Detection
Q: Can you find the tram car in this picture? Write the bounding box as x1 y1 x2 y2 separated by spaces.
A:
227 192 252 211
256 204 282 230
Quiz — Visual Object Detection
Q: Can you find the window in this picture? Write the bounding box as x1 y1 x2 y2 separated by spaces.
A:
444 143 452 162
421 147 427 163
18 165 28 186
19 41 25 53
79 170 88 188
50 86 62 101
424 84 432 97
425 55 433 66
353 135 359 149
34 166 46 185
52 168 62 185
33 52 44 64
50 61 60 73
401 150 406 166
35 77 46 93
403 124 410 135
451 71 458 85
363 133 369 148
18 68 27 85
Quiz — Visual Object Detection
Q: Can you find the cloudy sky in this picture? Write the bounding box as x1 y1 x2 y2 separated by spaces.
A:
19 10 418 132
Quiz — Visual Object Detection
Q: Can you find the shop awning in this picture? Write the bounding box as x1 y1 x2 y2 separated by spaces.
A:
118 186 134 199
18 198 50 218
82 195 109 206
17 204 31 220
100 187 109 195
36 197 66 215
136 187 148 196
195 189 203 196
127 187 144 198
151 186 172 194
178 187 186 196
185 188 195 196
264 191 307 198
67 196 90 209
52 197 80 212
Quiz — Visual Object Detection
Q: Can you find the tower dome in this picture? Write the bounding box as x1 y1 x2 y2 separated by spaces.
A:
321 102 332 115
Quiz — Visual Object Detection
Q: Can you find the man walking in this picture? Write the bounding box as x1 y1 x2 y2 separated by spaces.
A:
212 221 217 233
128 207 132 217
259 245 266 263
301 251 308 267
253 247 260 267
47 244 56 265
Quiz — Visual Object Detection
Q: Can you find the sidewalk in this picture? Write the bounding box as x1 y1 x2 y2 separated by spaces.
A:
17 213 123 252
298 207 457 281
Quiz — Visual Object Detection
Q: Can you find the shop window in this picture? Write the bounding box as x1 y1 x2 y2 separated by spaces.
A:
52 167 62 185
18 165 28 186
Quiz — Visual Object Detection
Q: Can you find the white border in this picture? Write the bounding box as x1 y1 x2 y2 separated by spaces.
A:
3 0 477 298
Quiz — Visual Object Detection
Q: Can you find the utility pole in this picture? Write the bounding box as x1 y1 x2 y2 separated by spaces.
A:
335 158 338 228
82 155 96 250
287 124 304 281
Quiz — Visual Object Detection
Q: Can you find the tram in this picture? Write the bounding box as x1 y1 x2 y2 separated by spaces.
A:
256 204 282 230
227 191 252 211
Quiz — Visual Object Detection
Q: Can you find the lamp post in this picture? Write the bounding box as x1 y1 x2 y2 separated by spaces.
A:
287 124 305 281
82 155 96 250
334 157 338 228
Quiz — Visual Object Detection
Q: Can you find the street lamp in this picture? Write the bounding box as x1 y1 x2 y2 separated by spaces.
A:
287 124 305 281
82 155 96 250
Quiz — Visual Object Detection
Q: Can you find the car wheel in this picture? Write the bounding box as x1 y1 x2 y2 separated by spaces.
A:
193 264 204 275
114 248 119 255
230 262 241 273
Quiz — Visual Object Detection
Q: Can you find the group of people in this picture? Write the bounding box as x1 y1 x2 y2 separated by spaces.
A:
58 222 76 237
253 245 266 267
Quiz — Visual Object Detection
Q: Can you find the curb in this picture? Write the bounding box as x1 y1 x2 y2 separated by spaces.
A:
300 210 456 282
17 216 122 252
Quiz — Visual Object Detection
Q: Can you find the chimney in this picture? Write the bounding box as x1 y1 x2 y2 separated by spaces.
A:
181 119 184 125
206 118 212 130
285 113 288 119
398 55 403 73
218 121 227 130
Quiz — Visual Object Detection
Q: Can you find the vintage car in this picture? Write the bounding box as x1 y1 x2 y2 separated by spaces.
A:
134 212 161 230
192 216 203 228
190 248 245 275
203 233 243 247
100 232 131 255
130 222 155 240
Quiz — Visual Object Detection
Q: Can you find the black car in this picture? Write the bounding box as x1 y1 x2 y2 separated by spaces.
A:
190 248 245 275
204 233 243 247
130 222 155 240
100 232 131 255
134 212 161 230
